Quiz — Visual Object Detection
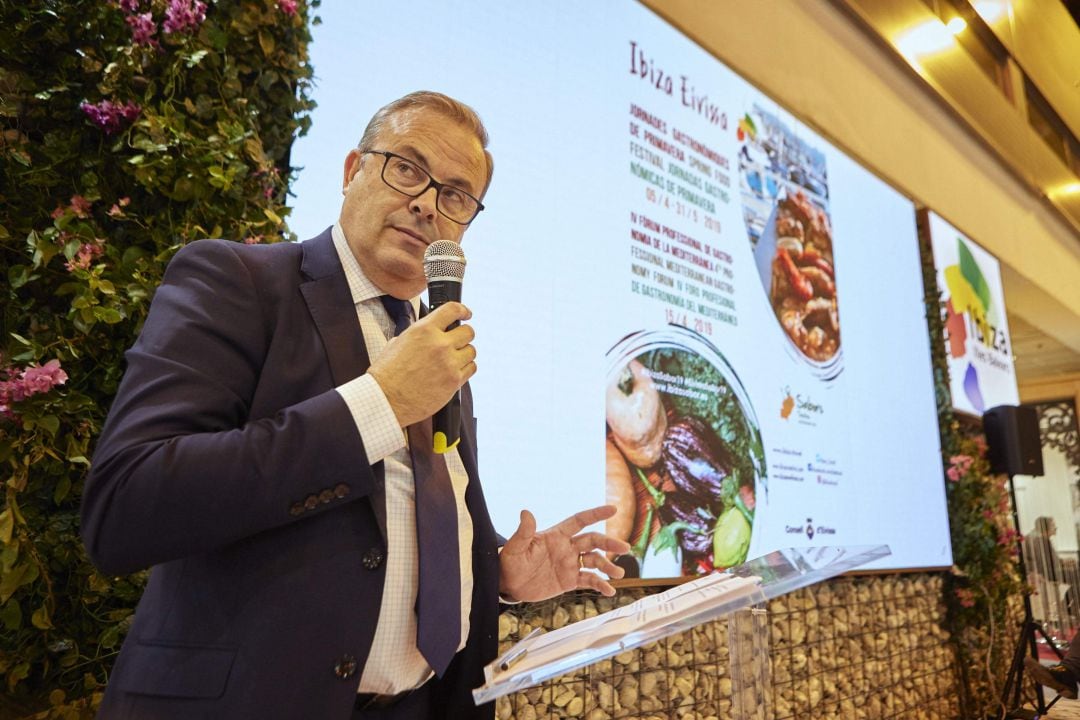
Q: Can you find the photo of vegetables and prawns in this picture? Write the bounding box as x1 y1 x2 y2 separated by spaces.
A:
605 340 766 577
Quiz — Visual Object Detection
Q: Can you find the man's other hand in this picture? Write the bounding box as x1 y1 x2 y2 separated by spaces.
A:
498 505 633 602
368 302 476 428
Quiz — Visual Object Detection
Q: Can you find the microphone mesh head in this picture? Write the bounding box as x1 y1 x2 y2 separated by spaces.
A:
424 240 466 281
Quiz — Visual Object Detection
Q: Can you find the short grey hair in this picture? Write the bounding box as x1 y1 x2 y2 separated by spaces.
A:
357 91 494 197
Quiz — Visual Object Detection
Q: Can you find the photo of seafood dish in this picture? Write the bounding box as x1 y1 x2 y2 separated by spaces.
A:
605 329 766 577
737 104 841 375
770 189 839 363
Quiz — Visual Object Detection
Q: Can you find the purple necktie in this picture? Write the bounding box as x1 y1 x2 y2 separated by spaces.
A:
379 296 461 676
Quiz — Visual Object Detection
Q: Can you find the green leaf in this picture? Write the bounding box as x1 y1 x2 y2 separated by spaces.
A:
93 306 124 324
258 31 276 57
98 623 120 649
652 521 696 559
53 476 71 504
0 599 22 630
0 507 11 546
48 689 66 706
39 415 60 436
263 208 282 225
132 136 170 153
8 661 30 688
171 176 196 201
185 49 209 68
0 562 32 603
206 23 228 51
1 540 18 570
0 510 12 545
9 332 32 346
28 229 60 268
31 604 53 629
88 573 110 593
8 265 35 290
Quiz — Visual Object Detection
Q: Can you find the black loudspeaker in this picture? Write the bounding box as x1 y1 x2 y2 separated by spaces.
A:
982 405 1044 477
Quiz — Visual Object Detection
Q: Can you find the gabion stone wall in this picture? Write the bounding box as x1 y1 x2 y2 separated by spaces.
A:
495 574 958 720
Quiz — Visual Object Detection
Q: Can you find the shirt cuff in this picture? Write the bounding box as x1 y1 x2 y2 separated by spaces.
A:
336 373 406 464
497 545 523 605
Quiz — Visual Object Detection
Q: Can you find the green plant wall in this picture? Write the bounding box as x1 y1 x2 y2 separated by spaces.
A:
918 211 1025 719
0 1 315 715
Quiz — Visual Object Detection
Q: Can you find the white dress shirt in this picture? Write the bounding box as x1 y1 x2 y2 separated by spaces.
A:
331 224 474 694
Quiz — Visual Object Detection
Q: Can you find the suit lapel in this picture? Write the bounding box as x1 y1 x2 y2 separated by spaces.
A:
299 229 371 385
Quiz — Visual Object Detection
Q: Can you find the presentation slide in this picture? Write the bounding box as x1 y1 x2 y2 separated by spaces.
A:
290 3 950 574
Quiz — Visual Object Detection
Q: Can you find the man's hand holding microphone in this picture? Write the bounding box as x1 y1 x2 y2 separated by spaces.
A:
368 240 471 446
367 301 475 430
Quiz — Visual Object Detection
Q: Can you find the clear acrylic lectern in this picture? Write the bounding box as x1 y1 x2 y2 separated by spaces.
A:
473 544 891 716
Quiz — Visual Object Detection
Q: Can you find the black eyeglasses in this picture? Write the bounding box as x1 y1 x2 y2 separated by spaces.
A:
361 150 484 225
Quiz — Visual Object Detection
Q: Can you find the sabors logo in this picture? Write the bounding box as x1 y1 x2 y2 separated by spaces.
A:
779 386 823 420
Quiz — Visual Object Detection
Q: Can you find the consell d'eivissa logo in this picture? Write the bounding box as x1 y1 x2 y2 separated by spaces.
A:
784 517 836 540
942 237 1012 414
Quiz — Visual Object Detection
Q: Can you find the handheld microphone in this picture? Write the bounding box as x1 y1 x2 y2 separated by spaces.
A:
423 240 467 454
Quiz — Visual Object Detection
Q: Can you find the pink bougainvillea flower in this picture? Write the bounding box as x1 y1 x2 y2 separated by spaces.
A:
22 359 69 395
949 454 973 470
0 379 23 405
126 12 158 46
65 239 106 272
108 196 131 217
117 0 141 12
954 588 976 608
278 0 298 15
80 100 142 134
163 0 207 34
69 194 92 218
0 360 69 415
946 466 961 482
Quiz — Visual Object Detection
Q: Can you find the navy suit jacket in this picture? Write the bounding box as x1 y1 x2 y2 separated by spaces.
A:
81 229 500 719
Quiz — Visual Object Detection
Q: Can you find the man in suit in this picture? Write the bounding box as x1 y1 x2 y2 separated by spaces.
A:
81 91 630 719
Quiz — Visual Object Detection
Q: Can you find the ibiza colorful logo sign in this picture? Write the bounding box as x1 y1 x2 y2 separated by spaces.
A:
937 229 1017 415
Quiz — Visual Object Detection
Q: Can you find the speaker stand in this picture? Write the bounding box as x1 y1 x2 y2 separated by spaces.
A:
998 473 1068 719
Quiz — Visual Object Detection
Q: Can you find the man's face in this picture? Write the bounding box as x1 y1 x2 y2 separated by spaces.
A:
339 108 488 299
